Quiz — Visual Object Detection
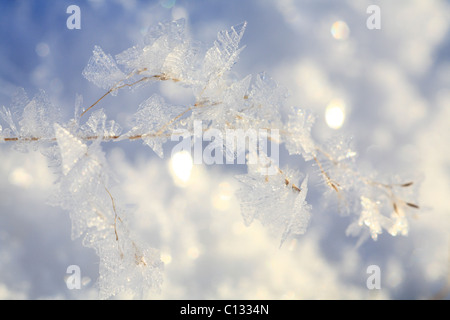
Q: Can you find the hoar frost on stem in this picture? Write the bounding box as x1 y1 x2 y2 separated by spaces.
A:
51 124 163 299
0 18 420 297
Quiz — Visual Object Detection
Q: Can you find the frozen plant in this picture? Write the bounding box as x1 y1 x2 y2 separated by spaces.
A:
0 19 420 298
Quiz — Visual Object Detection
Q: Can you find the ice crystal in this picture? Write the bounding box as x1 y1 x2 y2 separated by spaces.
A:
242 73 284 129
122 94 185 158
0 106 18 137
236 153 311 247
116 19 188 77
203 22 247 83
0 89 60 152
82 46 126 94
80 109 122 140
54 124 88 176
19 90 60 139
285 107 316 160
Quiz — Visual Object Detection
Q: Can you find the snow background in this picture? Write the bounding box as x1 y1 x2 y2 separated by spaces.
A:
0 0 449 299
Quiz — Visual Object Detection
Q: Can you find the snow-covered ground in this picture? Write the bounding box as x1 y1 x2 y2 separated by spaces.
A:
0 0 449 299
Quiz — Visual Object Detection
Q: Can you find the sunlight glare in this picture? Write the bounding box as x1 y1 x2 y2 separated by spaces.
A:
325 99 346 129
331 20 350 40
170 150 193 186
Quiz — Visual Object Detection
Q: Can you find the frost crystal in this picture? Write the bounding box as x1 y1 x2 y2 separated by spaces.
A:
19 90 60 139
82 45 126 93
285 108 316 160
236 154 311 247
0 89 60 151
116 19 187 77
0 106 18 137
80 109 122 140
54 124 88 175
203 22 247 82
243 73 284 128
123 94 185 158
357 196 390 241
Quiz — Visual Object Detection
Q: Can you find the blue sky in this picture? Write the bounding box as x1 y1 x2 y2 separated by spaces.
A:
0 0 450 299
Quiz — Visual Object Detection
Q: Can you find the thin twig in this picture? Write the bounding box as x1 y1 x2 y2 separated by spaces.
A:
80 72 181 117
313 155 339 193
104 186 124 259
